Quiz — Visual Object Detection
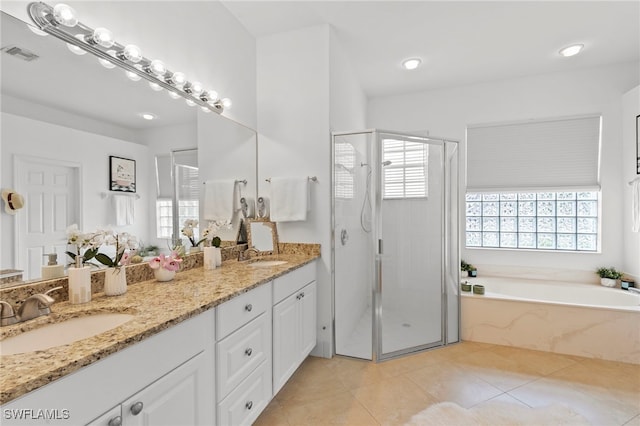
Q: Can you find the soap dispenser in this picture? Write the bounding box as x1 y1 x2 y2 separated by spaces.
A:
42 252 64 280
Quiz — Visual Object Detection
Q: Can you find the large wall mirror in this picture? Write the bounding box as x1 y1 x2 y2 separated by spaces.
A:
0 10 257 285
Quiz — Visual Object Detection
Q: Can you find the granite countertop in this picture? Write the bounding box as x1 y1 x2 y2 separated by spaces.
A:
0 253 318 405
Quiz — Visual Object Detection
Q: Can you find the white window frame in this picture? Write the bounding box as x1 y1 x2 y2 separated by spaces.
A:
382 139 428 200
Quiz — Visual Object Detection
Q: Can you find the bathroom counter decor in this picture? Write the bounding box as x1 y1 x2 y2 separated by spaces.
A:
0 251 319 405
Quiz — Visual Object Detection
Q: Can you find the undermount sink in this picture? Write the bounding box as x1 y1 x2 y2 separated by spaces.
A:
0 313 134 356
248 260 288 267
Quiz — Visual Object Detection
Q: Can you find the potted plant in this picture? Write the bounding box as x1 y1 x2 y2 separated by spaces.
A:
596 267 623 287
461 260 477 278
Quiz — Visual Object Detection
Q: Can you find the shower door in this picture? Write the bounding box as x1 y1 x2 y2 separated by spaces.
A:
375 132 445 360
333 130 455 361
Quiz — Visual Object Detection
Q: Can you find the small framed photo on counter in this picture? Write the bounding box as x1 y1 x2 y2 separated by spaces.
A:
109 156 136 193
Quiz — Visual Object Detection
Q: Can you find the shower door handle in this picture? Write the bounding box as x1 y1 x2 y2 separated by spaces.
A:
340 229 349 246
378 239 383 254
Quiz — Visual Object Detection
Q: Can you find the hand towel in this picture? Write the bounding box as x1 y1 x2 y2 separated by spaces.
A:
270 177 309 222
113 194 134 226
204 180 236 221
633 179 640 233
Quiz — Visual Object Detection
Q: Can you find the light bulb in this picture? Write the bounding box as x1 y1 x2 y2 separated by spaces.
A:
201 90 218 103
89 27 114 48
66 33 87 55
126 71 141 81
185 99 196 107
98 50 116 69
148 59 166 76
148 82 162 91
190 81 203 95
167 71 186 86
140 113 156 120
120 44 142 63
168 91 181 99
201 106 211 113
221 98 232 109
401 58 421 70
559 44 583 57
52 3 78 27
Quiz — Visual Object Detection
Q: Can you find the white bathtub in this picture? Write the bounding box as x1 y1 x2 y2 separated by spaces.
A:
461 277 640 364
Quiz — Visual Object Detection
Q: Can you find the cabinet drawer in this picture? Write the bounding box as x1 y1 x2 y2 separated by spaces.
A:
216 282 271 340
216 312 271 400
217 361 271 426
273 262 316 304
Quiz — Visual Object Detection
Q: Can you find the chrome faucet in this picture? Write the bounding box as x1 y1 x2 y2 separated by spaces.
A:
0 301 17 326
1 286 61 326
238 247 260 261
17 293 55 322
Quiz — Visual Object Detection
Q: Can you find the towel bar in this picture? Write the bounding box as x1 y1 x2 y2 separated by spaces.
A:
265 176 318 183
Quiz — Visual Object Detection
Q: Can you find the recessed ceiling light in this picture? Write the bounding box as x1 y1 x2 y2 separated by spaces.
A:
559 44 584 57
140 113 156 120
402 58 422 70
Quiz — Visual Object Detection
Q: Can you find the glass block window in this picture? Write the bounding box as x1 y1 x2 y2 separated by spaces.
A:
382 139 428 199
465 191 599 251
156 200 199 239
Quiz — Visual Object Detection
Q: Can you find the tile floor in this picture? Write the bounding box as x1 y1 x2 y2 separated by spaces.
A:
255 341 640 426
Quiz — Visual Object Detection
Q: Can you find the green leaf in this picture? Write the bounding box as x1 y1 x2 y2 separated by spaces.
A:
94 253 114 267
212 236 221 248
65 251 77 260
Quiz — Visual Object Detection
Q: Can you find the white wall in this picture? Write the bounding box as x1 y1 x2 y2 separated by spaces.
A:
1 112 150 270
257 25 368 357
622 86 640 281
368 62 640 276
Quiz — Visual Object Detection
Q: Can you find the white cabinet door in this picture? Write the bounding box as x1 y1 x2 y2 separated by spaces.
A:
299 281 317 359
272 292 300 394
121 352 212 426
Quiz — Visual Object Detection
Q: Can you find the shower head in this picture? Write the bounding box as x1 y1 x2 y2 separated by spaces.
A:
382 161 392 167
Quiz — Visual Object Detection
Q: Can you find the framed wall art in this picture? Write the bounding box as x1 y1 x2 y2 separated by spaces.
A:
109 156 136 193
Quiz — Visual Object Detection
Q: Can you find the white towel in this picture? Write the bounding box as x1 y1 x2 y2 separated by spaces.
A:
113 194 134 226
633 179 640 232
204 180 237 221
270 177 309 222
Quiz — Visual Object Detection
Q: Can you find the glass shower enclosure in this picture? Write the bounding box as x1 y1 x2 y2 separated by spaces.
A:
332 130 459 361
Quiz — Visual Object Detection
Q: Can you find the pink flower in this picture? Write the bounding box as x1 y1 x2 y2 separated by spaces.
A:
148 252 183 271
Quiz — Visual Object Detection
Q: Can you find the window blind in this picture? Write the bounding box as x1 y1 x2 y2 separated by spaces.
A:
383 139 428 199
466 115 601 191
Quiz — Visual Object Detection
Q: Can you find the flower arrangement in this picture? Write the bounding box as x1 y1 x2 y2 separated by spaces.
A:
149 252 183 272
201 220 231 247
92 228 138 269
65 224 99 267
181 219 208 247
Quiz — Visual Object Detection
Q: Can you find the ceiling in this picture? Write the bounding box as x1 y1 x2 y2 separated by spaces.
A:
222 1 640 98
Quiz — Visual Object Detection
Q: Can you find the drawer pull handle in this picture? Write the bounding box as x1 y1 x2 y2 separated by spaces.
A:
108 416 122 426
130 401 144 416
246 401 253 410
245 303 253 312
245 348 253 356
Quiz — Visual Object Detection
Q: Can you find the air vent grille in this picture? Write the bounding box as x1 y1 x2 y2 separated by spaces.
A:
1 45 39 61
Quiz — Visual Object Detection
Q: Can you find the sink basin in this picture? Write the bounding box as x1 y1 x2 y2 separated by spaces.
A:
248 260 288 267
0 313 134 355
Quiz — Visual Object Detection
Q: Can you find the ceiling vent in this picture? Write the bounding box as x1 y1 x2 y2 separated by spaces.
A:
1 45 39 62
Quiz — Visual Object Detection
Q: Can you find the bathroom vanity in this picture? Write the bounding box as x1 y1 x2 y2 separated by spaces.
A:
0 255 318 425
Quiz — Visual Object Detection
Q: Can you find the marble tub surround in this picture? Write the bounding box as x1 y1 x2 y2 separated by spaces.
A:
461 276 640 364
471 264 605 284
0 251 318 404
0 244 246 307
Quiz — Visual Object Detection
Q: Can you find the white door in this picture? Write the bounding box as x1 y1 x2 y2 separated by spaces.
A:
15 157 80 280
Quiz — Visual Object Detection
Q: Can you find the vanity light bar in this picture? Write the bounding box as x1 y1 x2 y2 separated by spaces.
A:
27 2 229 114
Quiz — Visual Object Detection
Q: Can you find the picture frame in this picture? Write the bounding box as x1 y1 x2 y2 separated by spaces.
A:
109 156 136 193
636 114 639 174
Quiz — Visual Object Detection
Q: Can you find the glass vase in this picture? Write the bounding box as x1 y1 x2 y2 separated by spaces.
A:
104 267 127 296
